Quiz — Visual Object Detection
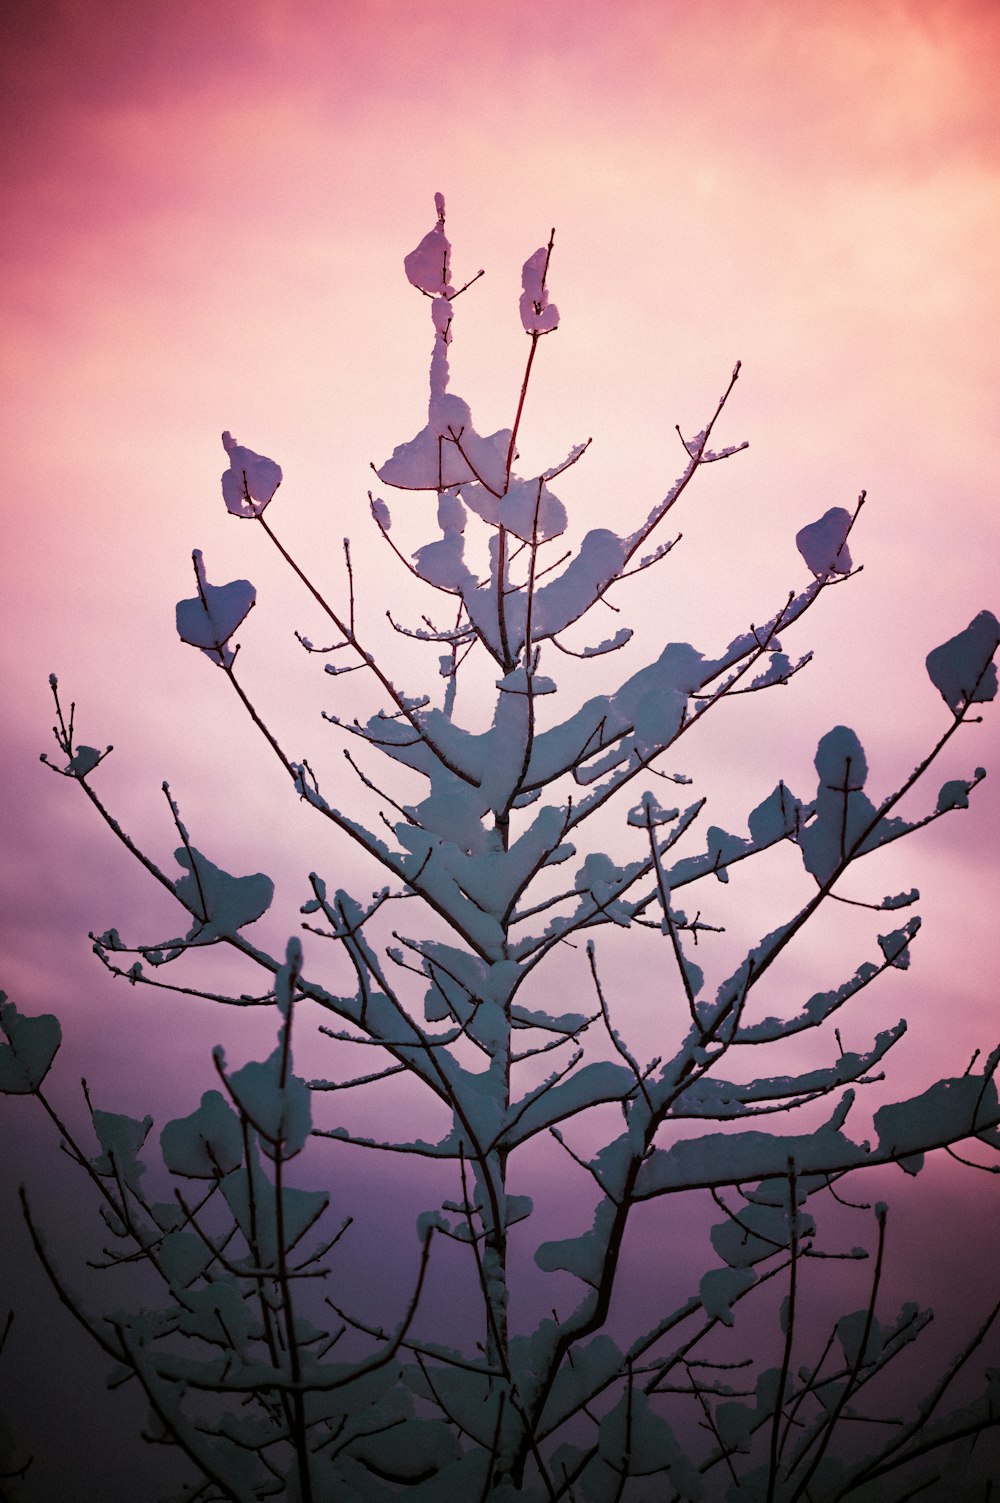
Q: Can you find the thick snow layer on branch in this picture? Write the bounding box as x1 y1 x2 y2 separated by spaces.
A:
462 476 568 542
627 791 680 828
176 1284 262 1352
925 610 999 712
411 531 477 591
0 998 61 1094
538 1335 625 1432
795 506 853 577
90 1109 152 1191
504 1061 635 1146
401 1366 500 1451
524 640 705 788
536 1197 616 1285
671 1025 905 1118
795 727 911 884
531 529 627 638
700 1265 757 1325
175 550 255 665
220 1159 328 1266
519 246 559 334
637 1071 1000 1196
370 494 391 530
404 198 453 296
220 432 281 518
220 1044 312 1158
637 1116 866 1196
377 248 512 497
171 849 274 946
594 1389 694 1483
350 1418 462 1486
378 401 511 495
873 1074 999 1171
160 1090 244 1179
711 1200 814 1269
737 957 890 1043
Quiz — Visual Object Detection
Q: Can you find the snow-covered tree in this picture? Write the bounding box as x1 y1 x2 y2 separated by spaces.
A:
6 196 999 1501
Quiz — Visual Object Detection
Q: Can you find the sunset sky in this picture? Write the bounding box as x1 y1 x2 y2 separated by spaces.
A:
2 1 999 1496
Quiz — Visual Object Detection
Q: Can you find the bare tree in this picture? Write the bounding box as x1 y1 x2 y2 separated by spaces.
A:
5 195 999 1502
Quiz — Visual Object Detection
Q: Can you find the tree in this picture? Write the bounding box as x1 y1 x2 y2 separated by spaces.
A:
4 195 999 1502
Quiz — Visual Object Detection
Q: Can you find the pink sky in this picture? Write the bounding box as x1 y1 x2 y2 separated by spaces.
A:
2 1 999 1493
4 0 997 1077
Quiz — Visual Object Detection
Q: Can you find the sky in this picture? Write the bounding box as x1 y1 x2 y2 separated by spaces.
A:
2 0 999 1496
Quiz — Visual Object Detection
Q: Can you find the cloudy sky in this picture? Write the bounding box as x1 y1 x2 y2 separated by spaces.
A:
2 0 998 1495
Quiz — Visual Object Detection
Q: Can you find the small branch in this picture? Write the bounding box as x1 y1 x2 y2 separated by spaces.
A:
766 1160 799 1503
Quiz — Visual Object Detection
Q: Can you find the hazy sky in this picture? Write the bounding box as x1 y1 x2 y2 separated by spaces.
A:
4 0 997 1075
2 1 998 1494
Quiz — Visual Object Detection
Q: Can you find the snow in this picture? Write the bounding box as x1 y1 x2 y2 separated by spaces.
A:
636 1070 1000 1199
877 919 919 968
220 431 282 518
349 1417 462 1484
497 477 567 542
402 1365 500 1451
411 531 475 591
748 650 805 690
538 1335 624 1432
935 770 985 811
217 1043 313 1158
377 401 510 495
91 1109 153 1191
795 506 853 577
544 439 590 480
157 1229 214 1286
409 789 494 856
925 610 1000 713
68 745 104 776
522 640 703 791
0 998 62 1094
747 781 801 843
736 957 886 1042
532 528 626 638
176 1283 260 1351
699 1265 756 1325
626 791 679 828
796 727 882 884
874 1074 999 1163
519 247 560 334
836 1308 885 1368
436 490 466 533
496 665 556 695
675 1026 905 1119
171 848 274 946
795 726 934 886
595 1389 695 1484
636 1113 868 1196
175 549 256 665
369 494 391 530
504 1061 634 1146
404 217 453 297
571 626 635 658
160 1090 244 1178
536 1197 616 1285
431 295 452 341
220 1160 329 1265
879 888 919 910
714 1400 754 1454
